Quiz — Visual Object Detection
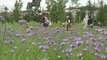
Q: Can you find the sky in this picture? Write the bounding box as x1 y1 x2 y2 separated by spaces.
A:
0 0 107 11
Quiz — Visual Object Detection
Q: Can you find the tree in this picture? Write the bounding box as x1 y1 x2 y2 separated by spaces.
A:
26 0 41 22
75 7 85 23
11 0 22 22
46 0 68 22
70 0 79 7
96 1 107 26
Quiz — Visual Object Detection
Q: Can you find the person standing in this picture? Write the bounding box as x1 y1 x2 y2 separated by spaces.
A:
83 13 89 29
66 16 72 31
41 11 51 27
88 16 93 28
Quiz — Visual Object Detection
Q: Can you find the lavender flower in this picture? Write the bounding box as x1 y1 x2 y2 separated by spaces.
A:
73 37 81 41
70 43 76 48
95 53 100 58
18 19 27 24
91 36 97 41
83 47 88 51
0 16 5 21
84 32 93 38
4 39 13 44
39 45 49 50
75 41 83 46
69 36 76 39
26 29 32 33
65 48 72 52
103 31 107 36
94 47 101 52
101 55 107 59
105 48 107 52
43 37 52 41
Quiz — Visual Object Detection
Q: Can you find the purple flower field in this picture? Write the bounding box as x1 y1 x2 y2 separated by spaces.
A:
0 23 107 60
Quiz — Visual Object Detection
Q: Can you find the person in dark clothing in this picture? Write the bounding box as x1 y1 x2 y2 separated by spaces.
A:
66 16 72 31
88 16 93 28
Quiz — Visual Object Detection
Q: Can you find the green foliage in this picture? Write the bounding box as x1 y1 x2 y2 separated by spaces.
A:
11 1 22 22
50 21 62 27
46 0 67 23
96 4 107 26
75 8 85 23
26 0 41 22
75 0 95 23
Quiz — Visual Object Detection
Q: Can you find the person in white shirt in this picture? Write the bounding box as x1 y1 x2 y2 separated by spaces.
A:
83 13 89 29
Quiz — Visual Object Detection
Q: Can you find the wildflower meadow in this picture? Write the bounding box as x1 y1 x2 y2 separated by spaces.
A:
0 22 107 60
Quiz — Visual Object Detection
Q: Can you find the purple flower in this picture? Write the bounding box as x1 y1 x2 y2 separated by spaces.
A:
84 32 93 38
70 43 76 48
103 31 107 36
4 39 13 44
95 53 100 58
39 45 49 50
18 19 27 24
94 47 101 52
69 36 76 39
73 37 81 41
43 37 52 41
26 29 32 33
101 55 107 59
95 53 107 59
0 16 5 21
83 47 88 51
93 43 97 47
75 41 83 46
65 48 72 52
91 36 97 41
105 48 107 52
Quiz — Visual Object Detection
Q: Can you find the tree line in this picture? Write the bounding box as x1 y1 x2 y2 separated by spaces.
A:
0 0 107 26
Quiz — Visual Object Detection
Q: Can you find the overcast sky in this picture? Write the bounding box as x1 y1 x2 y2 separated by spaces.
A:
0 0 107 11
